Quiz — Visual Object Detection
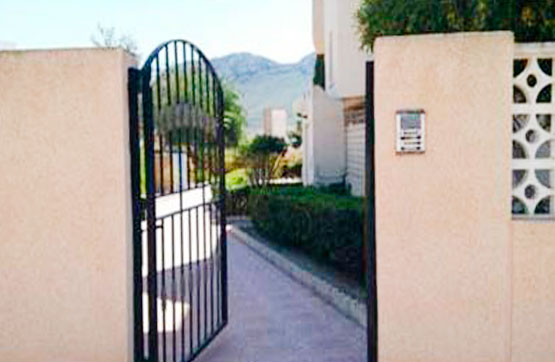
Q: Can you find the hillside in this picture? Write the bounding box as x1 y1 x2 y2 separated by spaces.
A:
211 52 315 135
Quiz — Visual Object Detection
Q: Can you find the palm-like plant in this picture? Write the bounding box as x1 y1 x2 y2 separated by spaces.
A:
222 83 246 148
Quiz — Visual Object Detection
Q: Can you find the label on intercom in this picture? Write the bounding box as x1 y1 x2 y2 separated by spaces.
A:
396 110 425 153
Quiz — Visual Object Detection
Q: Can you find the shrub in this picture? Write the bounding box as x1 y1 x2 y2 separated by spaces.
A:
288 118 303 149
281 162 302 178
225 148 244 173
319 181 351 196
357 0 555 49
225 168 248 191
222 83 247 147
279 147 303 179
248 186 364 279
226 187 251 216
240 135 287 187
225 183 303 216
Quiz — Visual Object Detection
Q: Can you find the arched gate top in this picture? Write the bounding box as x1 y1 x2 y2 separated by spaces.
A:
141 39 223 95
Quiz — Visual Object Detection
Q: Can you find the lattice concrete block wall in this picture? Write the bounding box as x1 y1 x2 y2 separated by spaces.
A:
512 43 555 218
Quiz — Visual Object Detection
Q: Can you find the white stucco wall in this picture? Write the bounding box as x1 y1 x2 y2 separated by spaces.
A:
263 108 288 139
302 116 315 185
313 0 325 54
303 85 345 186
323 0 369 99
306 0 370 191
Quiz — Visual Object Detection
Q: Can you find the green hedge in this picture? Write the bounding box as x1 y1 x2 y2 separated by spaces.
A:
225 183 303 216
247 186 364 279
226 187 251 216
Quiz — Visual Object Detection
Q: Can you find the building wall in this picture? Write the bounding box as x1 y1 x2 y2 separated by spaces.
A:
263 108 288 139
312 0 325 54
322 0 369 99
374 32 514 362
0 48 135 362
302 113 315 185
323 0 338 93
304 85 345 185
307 0 369 190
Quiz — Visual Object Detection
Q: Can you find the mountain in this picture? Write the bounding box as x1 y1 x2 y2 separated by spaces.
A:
211 52 315 135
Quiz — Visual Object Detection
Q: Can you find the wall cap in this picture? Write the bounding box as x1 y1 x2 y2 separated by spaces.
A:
375 31 515 47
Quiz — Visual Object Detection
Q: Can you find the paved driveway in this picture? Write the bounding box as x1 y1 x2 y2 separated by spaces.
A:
195 234 367 362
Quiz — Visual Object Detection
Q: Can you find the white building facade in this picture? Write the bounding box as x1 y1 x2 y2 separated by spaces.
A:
262 108 288 139
302 0 371 195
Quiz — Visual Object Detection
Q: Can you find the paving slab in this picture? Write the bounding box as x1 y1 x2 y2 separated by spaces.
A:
194 234 367 362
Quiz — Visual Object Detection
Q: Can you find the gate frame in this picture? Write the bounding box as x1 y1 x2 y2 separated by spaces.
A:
129 66 144 362
365 60 378 362
128 39 228 362
130 42 377 362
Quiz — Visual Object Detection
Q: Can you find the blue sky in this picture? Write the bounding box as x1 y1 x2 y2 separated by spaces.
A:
0 0 314 63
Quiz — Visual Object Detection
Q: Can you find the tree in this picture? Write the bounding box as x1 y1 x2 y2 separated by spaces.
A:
222 83 246 148
91 24 139 56
288 113 304 149
91 25 245 148
147 69 245 150
240 135 287 187
313 54 326 88
357 0 555 49
151 77 246 184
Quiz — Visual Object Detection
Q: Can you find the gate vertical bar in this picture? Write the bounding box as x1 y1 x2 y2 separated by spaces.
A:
129 67 144 362
364 60 378 362
212 76 221 327
217 83 228 324
198 59 208 343
142 65 159 362
206 70 214 336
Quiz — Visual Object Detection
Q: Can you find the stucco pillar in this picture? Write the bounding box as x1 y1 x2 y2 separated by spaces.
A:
0 48 136 362
374 32 514 362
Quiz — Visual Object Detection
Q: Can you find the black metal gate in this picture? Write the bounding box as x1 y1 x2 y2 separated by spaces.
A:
129 39 227 362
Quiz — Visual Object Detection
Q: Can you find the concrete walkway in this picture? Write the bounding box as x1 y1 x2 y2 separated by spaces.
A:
195 234 367 362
